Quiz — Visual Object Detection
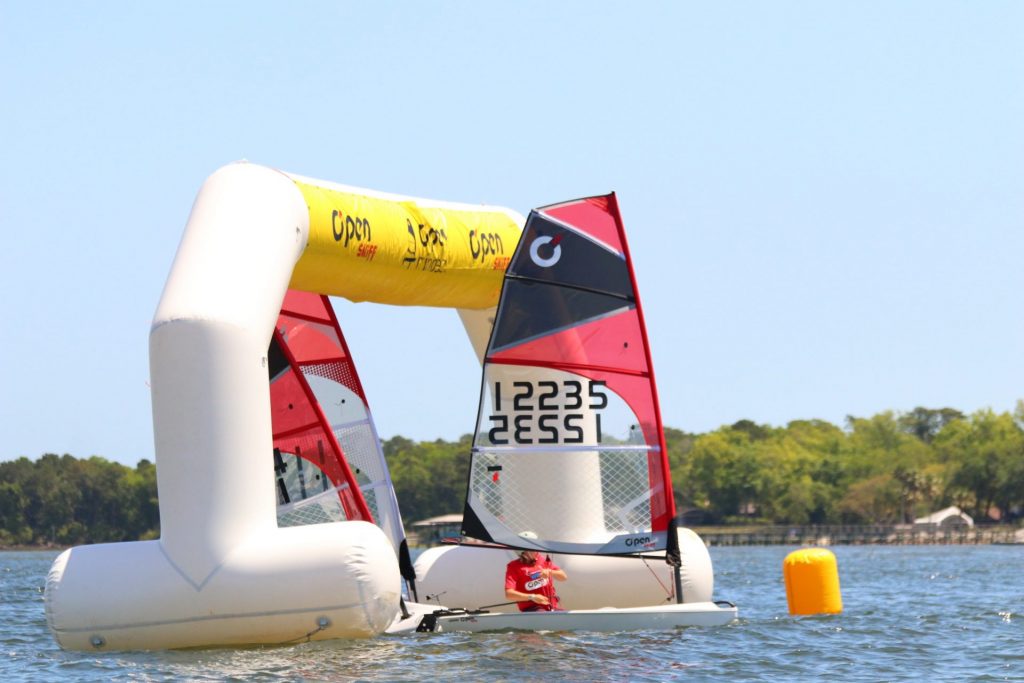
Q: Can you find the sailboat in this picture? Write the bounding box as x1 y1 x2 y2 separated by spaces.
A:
269 289 418 600
412 194 737 632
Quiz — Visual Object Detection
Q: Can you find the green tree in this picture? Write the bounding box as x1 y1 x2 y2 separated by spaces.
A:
664 427 697 514
0 480 31 544
683 428 768 521
837 474 901 523
934 409 1024 520
898 407 964 443
0 453 159 546
128 459 160 539
386 435 472 524
6 400 1022 544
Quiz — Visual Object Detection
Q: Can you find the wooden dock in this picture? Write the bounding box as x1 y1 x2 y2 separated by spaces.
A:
691 524 1022 546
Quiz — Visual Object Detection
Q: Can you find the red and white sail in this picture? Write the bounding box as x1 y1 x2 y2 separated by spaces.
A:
270 290 417 585
461 194 678 559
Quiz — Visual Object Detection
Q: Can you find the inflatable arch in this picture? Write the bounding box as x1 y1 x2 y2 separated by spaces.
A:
44 162 719 650
44 162 524 650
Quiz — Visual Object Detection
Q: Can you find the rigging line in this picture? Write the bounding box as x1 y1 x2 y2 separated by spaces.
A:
273 616 333 646
543 555 558 608
425 592 447 605
641 556 675 602
475 600 519 610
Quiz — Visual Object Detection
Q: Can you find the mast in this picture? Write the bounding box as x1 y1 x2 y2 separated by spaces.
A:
605 193 684 604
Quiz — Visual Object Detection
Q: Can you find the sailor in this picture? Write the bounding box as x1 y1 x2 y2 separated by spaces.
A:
504 531 568 612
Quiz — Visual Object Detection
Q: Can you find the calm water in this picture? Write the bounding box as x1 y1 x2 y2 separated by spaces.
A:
2 546 1021 682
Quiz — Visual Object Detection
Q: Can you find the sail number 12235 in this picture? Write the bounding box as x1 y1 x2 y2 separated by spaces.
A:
486 380 607 444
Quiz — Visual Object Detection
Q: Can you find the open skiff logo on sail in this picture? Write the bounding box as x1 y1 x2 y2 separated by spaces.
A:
625 535 655 549
529 234 563 267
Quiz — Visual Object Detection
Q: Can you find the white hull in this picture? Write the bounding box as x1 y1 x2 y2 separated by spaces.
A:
396 601 737 634
415 528 717 612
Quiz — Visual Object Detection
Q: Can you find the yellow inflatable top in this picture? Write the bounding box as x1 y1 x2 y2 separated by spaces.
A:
288 177 524 310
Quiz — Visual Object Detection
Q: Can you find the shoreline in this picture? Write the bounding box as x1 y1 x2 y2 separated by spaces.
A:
6 523 1022 552
690 523 1023 546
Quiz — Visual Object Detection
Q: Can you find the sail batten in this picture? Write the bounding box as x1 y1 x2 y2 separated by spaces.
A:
505 272 635 302
487 304 636 356
328 416 375 430
488 357 652 379
461 193 677 559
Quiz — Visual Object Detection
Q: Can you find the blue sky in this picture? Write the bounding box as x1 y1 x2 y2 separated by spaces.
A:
2 2 1022 466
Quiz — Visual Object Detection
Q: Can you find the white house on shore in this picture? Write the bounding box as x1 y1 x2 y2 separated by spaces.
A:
913 506 974 528
410 513 463 545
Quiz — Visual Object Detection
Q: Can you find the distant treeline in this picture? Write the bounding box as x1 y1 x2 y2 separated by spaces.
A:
0 455 159 546
3 405 1022 546
386 405 1024 526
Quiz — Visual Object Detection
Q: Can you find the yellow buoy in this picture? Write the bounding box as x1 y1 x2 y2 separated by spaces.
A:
783 548 843 615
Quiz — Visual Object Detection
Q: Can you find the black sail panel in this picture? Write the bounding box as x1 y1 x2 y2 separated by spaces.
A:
508 214 634 299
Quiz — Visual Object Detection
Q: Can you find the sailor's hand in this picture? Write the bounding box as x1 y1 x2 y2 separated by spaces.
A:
531 594 550 605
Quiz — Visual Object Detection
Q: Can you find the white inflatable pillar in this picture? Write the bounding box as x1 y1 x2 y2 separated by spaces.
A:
45 163 400 650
